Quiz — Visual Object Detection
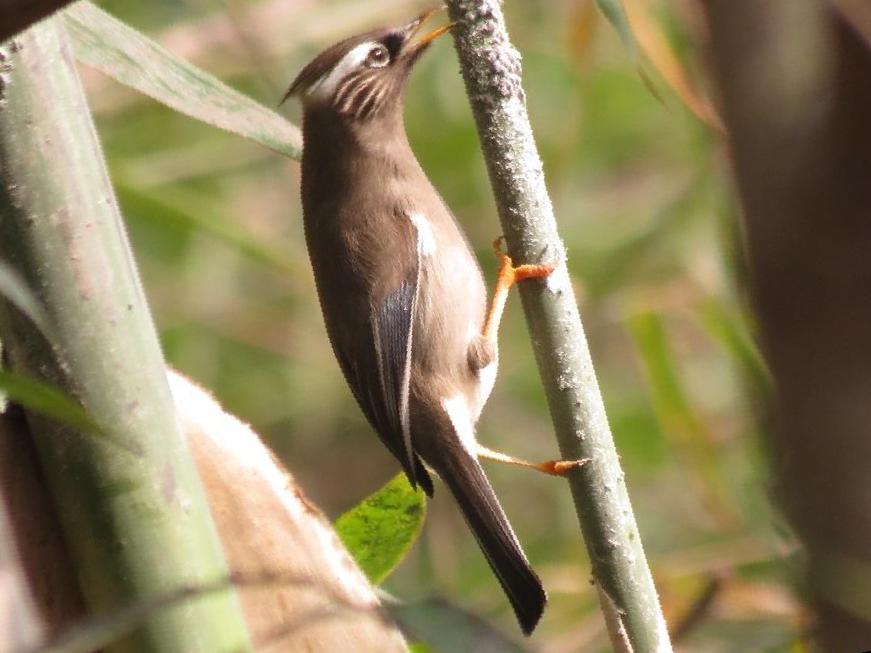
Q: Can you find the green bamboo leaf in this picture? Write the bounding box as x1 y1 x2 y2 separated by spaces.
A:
0 369 99 435
627 312 737 524
335 473 426 585
697 299 773 396
63 2 302 160
594 1 682 113
391 598 532 653
115 182 298 274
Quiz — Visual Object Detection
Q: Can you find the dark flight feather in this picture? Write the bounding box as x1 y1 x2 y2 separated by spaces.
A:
372 278 419 485
436 438 547 634
328 250 433 497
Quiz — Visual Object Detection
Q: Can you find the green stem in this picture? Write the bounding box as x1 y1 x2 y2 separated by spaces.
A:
444 1 672 650
0 19 251 653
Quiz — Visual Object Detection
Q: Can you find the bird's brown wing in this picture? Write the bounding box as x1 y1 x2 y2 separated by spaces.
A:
328 218 433 496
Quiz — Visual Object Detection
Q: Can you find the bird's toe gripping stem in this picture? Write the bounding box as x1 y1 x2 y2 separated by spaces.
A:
492 236 555 287
482 237 555 342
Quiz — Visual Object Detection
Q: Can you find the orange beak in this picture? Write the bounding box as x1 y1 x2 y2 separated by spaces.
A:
405 7 455 51
415 22 455 47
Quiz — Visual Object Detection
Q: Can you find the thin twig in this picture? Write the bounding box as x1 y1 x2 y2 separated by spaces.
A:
30 571 384 653
444 1 672 650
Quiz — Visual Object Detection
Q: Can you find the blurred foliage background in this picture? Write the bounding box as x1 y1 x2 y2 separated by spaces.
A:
81 0 800 649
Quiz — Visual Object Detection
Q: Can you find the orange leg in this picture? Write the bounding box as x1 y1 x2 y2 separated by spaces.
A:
477 444 589 477
481 237 554 343
479 239 586 477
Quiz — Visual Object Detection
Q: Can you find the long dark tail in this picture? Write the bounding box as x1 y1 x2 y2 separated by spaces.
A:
438 443 546 635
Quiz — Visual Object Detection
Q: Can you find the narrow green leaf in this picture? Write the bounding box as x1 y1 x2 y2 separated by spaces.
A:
628 313 698 432
64 2 302 160
595 0 637 51
0 369 99 435
114 182 298 274
391 598 532 653
334 473 426 585
627 312 737 523
594 1 680 114
697 299 773 397
0 369 139 454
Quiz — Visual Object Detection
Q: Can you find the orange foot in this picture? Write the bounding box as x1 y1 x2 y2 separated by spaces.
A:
493 236 555 286
477 444 589 477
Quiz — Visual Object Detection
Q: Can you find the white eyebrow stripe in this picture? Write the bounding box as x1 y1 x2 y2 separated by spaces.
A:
308 41 375 100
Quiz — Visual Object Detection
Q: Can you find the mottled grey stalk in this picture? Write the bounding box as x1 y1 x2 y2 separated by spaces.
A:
444 1 671 650
0 19 251 653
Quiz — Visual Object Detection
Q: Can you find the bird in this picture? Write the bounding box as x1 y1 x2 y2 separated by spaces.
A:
283 9 579 635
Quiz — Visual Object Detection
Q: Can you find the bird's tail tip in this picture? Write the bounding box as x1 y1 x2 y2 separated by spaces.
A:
438 445 547 634
514 568 547 635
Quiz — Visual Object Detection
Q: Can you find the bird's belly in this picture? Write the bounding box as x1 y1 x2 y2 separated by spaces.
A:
413 235 493 418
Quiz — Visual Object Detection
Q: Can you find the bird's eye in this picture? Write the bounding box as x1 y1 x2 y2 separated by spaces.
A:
366 45 390 68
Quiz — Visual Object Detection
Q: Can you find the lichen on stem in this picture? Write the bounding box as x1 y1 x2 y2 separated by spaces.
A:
444 1 673 650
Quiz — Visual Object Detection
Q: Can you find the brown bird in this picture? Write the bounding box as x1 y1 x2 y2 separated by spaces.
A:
284 9 577 634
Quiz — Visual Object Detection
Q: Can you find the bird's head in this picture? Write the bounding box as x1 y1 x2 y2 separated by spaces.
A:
282 9 452 121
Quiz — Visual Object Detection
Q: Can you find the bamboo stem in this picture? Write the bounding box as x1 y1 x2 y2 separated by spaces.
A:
444 1 672 650
0 19 251 653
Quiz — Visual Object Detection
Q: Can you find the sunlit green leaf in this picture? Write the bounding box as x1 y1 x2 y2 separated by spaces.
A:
64 2 302 160
408 643 436 653
335 473 425 585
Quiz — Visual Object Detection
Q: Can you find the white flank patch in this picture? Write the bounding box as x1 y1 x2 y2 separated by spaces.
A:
442 394 478 456
408 211 437 256
464 322 499 418
476 360 498 416
308 41 374 101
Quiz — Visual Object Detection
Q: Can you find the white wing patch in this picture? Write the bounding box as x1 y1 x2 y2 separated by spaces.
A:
408 211 437 256
308 41 374 101
442 394 478 456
